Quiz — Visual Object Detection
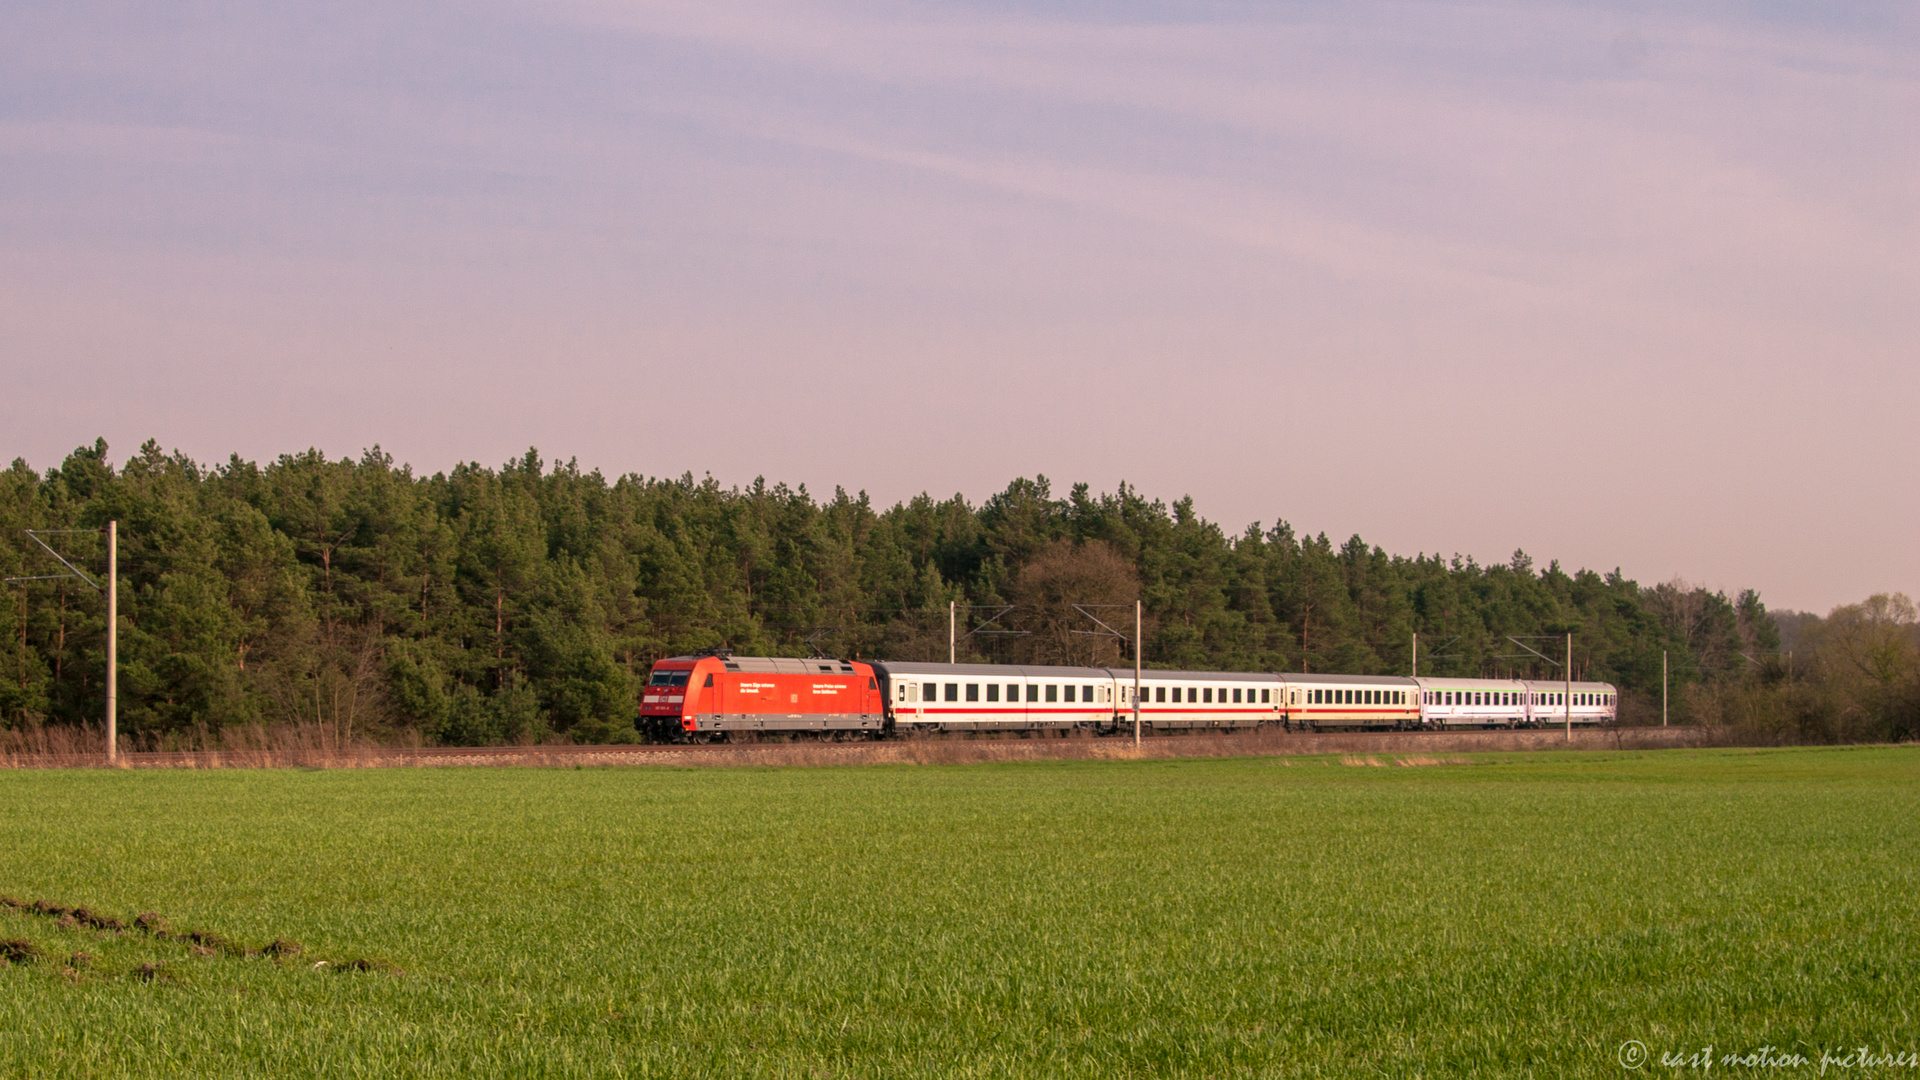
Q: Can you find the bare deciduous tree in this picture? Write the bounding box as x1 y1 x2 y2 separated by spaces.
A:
1004 540 1140 667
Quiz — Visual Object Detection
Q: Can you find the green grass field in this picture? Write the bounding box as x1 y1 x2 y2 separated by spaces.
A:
1 746 1916 1078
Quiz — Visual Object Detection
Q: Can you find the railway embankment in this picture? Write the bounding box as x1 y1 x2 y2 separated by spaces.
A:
2 723 1733 770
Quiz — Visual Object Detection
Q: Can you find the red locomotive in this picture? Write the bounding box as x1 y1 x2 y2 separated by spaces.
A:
638 652 884 742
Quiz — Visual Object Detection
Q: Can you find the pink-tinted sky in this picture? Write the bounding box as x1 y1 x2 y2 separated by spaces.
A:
2 1 1914 613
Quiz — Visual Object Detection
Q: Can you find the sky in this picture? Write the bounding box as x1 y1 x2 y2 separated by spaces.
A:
2 0 1914 615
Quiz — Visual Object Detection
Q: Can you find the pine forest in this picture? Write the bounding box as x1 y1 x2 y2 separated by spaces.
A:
2 440 1913 747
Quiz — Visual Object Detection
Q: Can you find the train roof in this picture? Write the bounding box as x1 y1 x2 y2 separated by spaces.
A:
1520 679 1617 692
869 661 1115 679
1111 668 1281 682
1411 676 1528 689
1277 672 1417 685
871 661 1283 681
664 655 864 675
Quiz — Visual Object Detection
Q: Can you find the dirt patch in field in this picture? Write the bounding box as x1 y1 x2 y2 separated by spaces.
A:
0 895 393 979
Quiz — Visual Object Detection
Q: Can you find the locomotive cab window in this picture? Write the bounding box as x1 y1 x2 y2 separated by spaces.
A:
703 674 714 687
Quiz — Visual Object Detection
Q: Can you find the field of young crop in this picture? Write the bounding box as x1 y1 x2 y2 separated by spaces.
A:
2 746 1916 1078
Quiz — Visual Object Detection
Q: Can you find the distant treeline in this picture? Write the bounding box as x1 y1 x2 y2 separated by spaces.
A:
1 440 1913 746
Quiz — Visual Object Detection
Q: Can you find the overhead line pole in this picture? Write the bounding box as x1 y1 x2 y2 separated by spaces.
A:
1565 633 1573 743
948 600 955 665
7 525 116 765
1662 650 1668 727
107 522 117 765
1134 600 1142 749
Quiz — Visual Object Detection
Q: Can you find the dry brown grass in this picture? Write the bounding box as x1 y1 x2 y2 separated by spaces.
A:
0 723 1722 770
0 720 404 769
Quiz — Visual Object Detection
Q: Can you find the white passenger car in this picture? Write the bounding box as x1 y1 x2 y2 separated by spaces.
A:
870 662 1284 734
1126 669 1282 731
873 662 1118 733
1414 678 1530 728
1521 680 1618 727
1276 673 1421 731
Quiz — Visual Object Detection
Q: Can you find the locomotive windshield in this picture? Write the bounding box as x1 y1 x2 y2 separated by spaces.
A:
647 670 690 687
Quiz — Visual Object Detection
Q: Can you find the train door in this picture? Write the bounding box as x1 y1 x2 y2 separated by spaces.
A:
708 673 723 721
